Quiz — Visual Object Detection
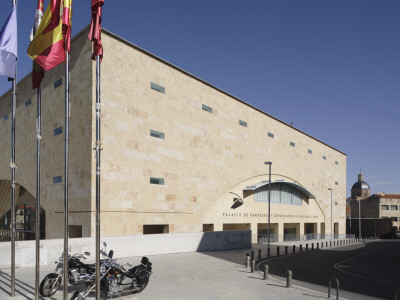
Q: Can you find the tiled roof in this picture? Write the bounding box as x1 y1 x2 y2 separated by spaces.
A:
372 194 400 199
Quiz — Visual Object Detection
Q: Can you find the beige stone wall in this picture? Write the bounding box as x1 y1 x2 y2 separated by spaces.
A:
0 31 93 238
97 30 346 238
0 27 346 240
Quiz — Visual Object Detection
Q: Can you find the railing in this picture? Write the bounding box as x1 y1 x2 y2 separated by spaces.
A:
0 229 33 242
284 234 300 241
257 234 278 243
257 233 357 243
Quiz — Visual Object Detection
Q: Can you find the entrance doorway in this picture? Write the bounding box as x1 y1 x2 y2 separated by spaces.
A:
334 223 339 239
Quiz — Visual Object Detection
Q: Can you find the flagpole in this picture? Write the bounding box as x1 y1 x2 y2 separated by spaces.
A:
35 84 41 300
63 50 70 300
10 73 16 299
10 1 17 297
95 54 101 300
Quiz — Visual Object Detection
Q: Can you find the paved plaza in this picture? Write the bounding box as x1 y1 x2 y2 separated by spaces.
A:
0 239 389 300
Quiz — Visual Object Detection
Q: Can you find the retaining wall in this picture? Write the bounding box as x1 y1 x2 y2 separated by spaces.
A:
0 230 251 268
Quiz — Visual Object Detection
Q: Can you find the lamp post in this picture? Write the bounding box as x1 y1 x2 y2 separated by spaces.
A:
358 199 361 240
328 188 333 240
349 200 351 232
265 162 272 257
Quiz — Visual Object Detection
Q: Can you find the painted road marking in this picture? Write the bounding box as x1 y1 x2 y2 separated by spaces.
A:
334 243 398 285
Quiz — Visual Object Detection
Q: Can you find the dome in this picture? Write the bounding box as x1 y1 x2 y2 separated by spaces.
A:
350 172 371 199
351 181 370 191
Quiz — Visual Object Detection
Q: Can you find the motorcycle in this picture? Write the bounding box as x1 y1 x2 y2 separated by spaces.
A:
39 251 94 297
70 243 152 300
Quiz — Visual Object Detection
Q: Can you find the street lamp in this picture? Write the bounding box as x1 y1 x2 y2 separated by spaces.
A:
328 188 333 240
358 199 361 240
265 162 272 257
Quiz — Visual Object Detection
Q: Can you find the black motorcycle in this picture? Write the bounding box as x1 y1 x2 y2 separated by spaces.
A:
70 243 152 300
39 251 94 297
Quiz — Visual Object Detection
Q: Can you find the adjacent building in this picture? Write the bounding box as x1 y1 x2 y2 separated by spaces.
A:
0 26 347 243
347 173 400 236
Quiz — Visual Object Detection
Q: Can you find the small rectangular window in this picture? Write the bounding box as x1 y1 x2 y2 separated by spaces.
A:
268 132 274 138
335 161 339 165
390 205 398 210
381 205 389 211
202 104 212 113
308 149 312 154
239 120 247 127
53 176 62 184
323 156 327 160
25 99 32 107
335 181 338 185
150 129 165 139
203 224 214 232
143 224 169 234
151 82 165 94
4 114 8 121
290 142 295 147
54 78 62 89
54 127 63 136
335 202 338 206
150 177 164 185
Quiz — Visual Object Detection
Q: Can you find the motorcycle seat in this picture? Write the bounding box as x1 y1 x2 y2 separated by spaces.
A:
125 265 146 278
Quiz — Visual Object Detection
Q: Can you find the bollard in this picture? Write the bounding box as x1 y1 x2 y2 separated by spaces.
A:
394 288 400 300
293 245 296 253
258 248 262 259
277 246 280 256
328 277 340 300
312 243 314 250
306 244 309 251
285 246 288 255
246 254 250 268
251 259 255 273
317 243 319 250
251 250 254 261
300 244 303 252
263 265 269 280
286 270 292 288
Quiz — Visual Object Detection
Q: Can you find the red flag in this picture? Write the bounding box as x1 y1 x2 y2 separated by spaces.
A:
32 62 44 89
62 0 72 53
30 0 45 89
88 0 104 61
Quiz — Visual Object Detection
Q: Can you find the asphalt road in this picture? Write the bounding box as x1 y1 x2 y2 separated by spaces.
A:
259 240 400 300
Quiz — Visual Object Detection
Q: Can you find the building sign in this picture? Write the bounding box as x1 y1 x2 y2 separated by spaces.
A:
222 212 319 219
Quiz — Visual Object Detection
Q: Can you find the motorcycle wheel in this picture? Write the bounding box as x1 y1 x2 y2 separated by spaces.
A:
39 273 61 297
133 271 149 294
70 284 92 300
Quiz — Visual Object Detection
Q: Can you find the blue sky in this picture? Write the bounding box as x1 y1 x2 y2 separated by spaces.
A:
1 1 399 197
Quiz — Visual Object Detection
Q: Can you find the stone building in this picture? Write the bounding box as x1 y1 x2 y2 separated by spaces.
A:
349 194 400 231
0 26 347 243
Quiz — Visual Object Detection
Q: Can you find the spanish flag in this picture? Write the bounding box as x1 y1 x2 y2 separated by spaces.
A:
27 0 72 71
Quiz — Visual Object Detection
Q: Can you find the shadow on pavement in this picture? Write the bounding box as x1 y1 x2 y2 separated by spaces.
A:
258 240 400 300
